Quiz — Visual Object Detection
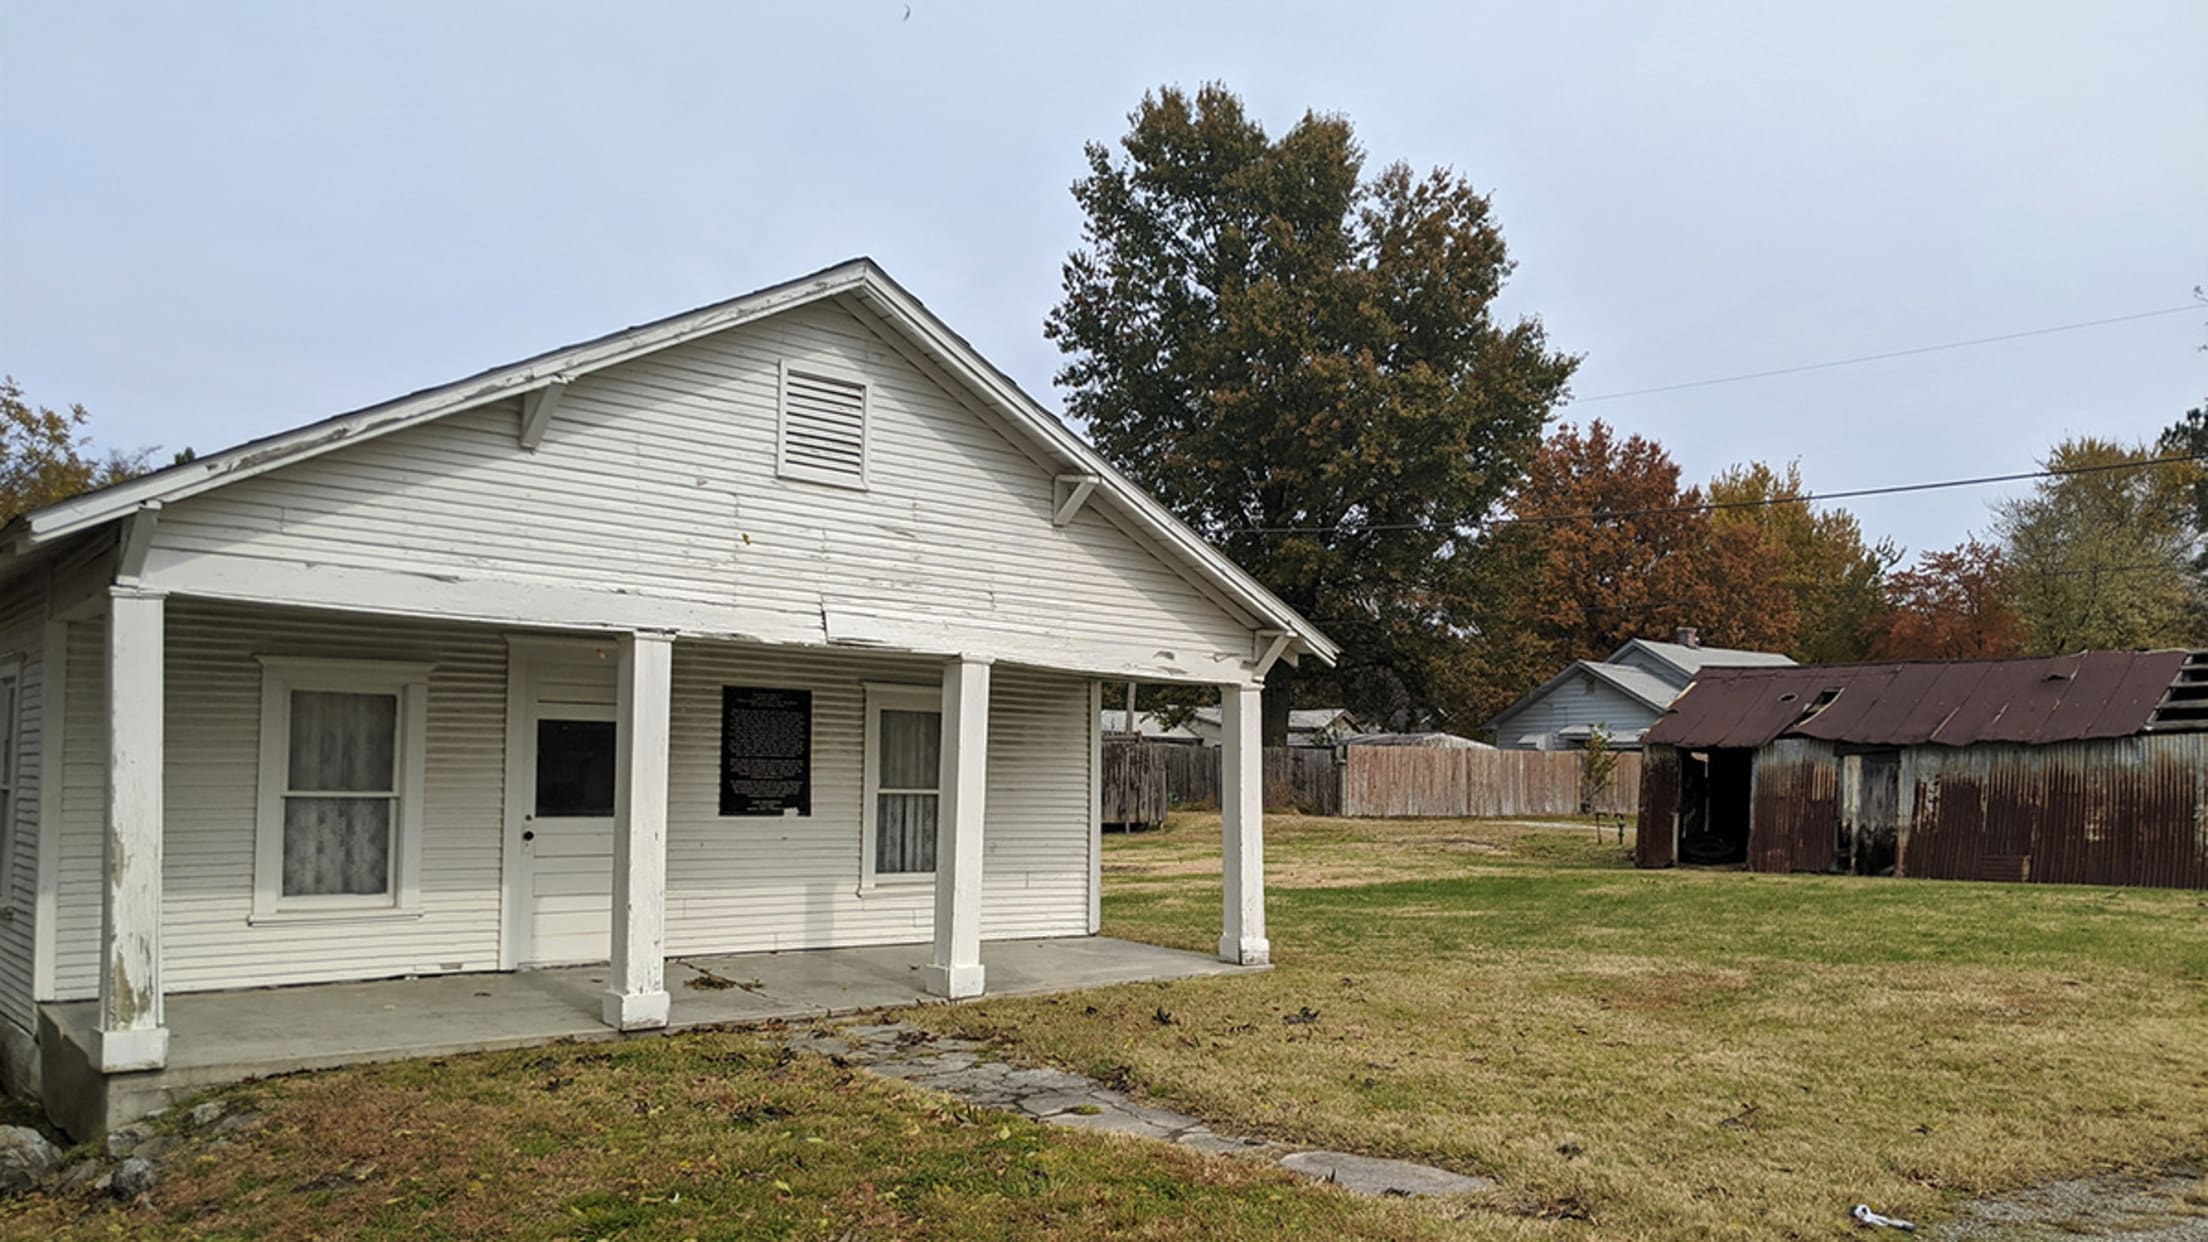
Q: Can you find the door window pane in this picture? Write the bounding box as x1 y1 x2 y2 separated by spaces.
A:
876 792 938 874
287 691 397 792
877 709 940 789
536 719 617 817
281 796 393 896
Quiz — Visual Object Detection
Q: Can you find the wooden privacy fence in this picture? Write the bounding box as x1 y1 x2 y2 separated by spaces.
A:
1100 741 1341 825
1100 741 1636 824
1342 747 1641 819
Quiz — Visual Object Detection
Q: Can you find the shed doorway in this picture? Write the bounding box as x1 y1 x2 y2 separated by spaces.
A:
1677 748 1753 865
1841 749 1900 875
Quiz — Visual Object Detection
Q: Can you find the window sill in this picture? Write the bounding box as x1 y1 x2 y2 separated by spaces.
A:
247 906 425 928
856 875 934 896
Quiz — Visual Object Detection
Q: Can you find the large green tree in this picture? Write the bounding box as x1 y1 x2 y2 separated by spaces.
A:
2162 397 2208 573
1048 85 1577 739
1995 436 2204 652
1707 461 1898 663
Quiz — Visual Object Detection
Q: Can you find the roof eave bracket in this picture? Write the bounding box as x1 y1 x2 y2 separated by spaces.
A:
1254 630 1294 681
518 378 569 450
1052 473 1101 527
117 501 162 583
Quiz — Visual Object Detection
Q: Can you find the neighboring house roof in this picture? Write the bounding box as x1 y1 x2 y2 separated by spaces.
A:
1190 706 1360 732
1099 709 1203 743
1607 638 1797 682
1645 651 2200 750
0 258 1335 666
1488 660 1676 734
1578 662 1687 712
1345 731 1493 749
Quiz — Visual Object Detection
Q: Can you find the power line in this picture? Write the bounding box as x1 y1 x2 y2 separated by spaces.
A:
1222 451 2205 536
1568 303 2202 405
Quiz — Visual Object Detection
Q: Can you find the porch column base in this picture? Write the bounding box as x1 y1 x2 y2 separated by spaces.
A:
92 1025 169 1074
1218 935 1271 967
601 989 670 1032
923 963 986 999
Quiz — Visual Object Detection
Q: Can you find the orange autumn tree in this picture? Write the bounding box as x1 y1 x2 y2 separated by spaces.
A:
1867 538 2028 659
1513 420 1796 666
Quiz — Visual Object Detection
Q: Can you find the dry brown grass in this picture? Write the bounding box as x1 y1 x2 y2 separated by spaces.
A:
914 812 2208 1238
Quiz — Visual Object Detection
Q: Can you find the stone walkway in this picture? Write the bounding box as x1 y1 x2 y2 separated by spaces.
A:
782 1020 1492 1199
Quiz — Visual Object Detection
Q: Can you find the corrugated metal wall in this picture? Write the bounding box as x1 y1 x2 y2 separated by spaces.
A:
1635 746 1679 868
1748 738 1840 873
1901 735 2208 888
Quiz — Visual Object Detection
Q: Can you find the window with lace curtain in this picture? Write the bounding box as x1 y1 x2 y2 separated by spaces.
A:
862 683 941 883
253 657 431 919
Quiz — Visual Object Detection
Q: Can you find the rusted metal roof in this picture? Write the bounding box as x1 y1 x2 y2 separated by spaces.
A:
1644 651 2196 749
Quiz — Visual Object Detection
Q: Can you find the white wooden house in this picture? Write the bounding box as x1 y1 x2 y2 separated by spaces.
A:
0 260 1334 1128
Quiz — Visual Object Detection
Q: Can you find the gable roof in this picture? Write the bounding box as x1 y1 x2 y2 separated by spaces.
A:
1644 651 2197 750
1487 659 1680 732
1581 661 1690 711
1 259 1335 664
1608 638 1796 681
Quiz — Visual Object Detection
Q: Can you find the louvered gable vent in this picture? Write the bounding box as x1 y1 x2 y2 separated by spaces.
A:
777 362 869 487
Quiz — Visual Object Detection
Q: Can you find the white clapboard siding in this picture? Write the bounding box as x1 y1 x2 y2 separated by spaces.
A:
0 576 46 1031
53 601 511 998
143 302 1258 681
51 604 1095 999
662 644 1091 954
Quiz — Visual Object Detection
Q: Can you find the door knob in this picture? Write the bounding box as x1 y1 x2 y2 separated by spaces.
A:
522 830 535 842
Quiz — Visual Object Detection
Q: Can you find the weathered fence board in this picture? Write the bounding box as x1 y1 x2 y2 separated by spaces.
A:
1342 748 1641 819
1100 740 1168 826
1100 741 1340 826
1102 741 1633 824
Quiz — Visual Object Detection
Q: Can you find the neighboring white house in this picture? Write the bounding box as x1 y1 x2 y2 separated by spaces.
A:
1485 630 1794 750
0 260 1334 1127
1101 705 1363 748
1184 706 1362 748
1097 709 1206 745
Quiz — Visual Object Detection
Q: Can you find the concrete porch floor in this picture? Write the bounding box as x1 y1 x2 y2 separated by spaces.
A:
41 936 1257 1137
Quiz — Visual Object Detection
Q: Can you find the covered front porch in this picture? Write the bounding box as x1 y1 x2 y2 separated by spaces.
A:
42 934 1255 1138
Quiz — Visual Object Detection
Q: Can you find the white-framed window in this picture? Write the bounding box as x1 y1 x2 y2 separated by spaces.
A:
861 683 941 885
253 656 432 920
0 655 19 902
775 359 869 490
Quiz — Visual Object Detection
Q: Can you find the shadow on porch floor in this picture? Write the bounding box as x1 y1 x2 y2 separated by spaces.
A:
39 936 1256 1135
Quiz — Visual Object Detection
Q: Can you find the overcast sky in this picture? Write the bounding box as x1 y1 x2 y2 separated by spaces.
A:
4 1 2203 560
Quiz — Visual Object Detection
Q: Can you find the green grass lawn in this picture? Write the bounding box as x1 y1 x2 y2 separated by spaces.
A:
915 813 2208 1236
7 813 2204 1239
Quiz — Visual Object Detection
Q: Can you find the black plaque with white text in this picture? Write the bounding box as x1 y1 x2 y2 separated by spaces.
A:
719 687 812 816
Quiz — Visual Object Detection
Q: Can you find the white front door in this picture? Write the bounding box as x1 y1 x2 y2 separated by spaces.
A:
517 650 620 967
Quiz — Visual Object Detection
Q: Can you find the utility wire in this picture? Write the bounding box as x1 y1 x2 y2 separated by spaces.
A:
1221 451 2206 536
1567 303 2202 404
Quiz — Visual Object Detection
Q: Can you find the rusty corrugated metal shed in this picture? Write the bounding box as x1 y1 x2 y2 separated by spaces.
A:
1645 651 2193 749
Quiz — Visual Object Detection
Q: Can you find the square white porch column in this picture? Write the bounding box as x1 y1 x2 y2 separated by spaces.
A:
98 586 168 1071
602 630 674 1031
1219 682 1270 965
925 656 991 999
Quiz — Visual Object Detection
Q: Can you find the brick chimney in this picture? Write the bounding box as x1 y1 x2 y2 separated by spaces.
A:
1673 626 1701 649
